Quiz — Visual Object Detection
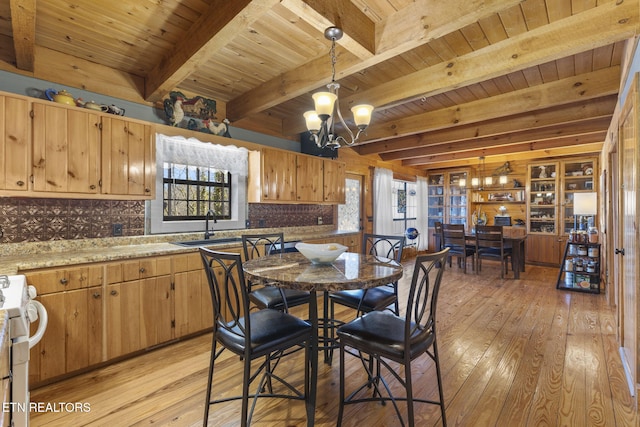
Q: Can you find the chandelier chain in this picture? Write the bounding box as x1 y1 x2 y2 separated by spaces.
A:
329 37 337 83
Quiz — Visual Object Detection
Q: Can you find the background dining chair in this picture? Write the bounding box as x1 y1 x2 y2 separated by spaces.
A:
336 248 450 427
329 233 405 316
200 248 313 427
474 225 512 278
242 233 310 312
442 223 475 273
434 221 444 251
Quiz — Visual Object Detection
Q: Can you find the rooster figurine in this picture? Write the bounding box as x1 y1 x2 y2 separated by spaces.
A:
204 118 231 137
163 96 184 126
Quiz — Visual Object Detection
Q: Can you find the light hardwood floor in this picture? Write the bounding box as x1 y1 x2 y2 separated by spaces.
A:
31 259 638 426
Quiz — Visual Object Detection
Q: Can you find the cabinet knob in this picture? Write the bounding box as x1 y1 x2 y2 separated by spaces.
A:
16 180 25 187
93 292 101 299
139 267 146 273
60 278 68 285
90 184 96 190
110 290 118 296
145 188 151 193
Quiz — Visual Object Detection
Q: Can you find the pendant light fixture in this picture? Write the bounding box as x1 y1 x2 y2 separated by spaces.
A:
303 27 374 149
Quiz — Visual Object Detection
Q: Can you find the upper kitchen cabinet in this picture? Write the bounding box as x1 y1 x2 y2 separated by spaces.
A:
0 94 30 191
322 159 345 203
0 92 155 200
296 154 323 202
248 147 346 204
101 116 155 197
32 102 101 194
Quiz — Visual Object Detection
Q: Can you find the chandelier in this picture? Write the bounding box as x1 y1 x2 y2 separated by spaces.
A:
303 27 374 149
459 156 508 190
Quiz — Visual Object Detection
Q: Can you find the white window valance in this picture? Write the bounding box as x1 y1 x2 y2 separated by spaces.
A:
156 133 248 176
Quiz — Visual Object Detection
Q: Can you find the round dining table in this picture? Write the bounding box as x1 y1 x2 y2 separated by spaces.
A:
242 251 403 427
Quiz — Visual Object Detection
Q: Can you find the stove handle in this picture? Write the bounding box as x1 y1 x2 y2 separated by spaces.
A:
28 300 48 349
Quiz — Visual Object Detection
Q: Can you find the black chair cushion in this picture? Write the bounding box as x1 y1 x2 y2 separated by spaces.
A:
337 310 434 362
218 308 311 357
329 286 396 312
249 286 310 310
478 247 512 257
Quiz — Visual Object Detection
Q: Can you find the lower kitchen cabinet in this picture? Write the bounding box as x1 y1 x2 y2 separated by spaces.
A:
173 252 213 338
29 286 102 384
105 256 173 359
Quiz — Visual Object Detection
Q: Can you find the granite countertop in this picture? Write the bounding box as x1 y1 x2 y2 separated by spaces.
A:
0 226 359 274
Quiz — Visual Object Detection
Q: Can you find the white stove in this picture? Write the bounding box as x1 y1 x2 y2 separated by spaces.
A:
0 275 48 427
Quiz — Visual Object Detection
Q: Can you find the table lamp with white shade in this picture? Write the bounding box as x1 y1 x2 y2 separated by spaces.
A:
573 192 597 230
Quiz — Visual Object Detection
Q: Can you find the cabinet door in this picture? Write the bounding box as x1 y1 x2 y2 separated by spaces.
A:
560 158 597 234
174 270 208 337
30 292 66 383
32 102 101 193
106 281 142 359
323 159 346 203
65 287 103 373
525 234 561 265
260 148 296 201
296 155 324 202
527 162 558 235
140 275 173 348
101 117 154 197
0 94 30 191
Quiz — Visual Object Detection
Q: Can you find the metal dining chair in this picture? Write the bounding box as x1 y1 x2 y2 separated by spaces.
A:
336 248 450 427
200 248 313 427
474 225 512 278
242 233 311 312
329 233 405 316
442 223 475 273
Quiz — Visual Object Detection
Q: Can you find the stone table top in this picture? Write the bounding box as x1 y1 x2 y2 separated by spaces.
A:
243 252 403 292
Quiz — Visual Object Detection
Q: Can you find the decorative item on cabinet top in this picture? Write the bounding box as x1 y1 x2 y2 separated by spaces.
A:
162 91 230 137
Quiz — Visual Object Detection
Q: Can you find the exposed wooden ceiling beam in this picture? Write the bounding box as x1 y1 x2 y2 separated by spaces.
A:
402 134 606 167
227 0 523 120
361 66 620 142
345 0 638 111
281 0 375 59
9 0 36 72
144 0 278 103
356 96 617 156
414 143 605 170
381 116 612 161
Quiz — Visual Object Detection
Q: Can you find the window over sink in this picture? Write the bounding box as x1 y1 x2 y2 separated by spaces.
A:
148 134 248 234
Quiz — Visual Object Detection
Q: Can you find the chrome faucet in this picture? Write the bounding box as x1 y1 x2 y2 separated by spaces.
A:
204 209 217 239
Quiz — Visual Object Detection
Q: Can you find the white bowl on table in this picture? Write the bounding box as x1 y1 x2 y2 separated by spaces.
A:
295 242 348 264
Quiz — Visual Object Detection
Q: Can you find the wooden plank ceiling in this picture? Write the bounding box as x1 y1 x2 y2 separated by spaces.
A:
1 0 637 171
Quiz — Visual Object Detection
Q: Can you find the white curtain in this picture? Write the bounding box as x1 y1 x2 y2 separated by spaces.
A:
156 133 248 176
416 176 429 251
373 167 394 235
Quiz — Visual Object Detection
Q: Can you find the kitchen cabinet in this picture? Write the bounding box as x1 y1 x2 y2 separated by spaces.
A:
173 252 214 338
0 92 155 199
426 170 470 250
26 266 103 384
101 116 155 197
105 256 172 359
0 94 30 191
323 159 346 203
32 102 101 194
296 155 324 202
248 147 346 204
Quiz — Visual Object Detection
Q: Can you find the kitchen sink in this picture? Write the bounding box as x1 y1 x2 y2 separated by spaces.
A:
171 237 242 247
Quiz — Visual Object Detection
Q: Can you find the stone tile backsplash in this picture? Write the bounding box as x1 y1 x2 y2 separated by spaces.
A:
0 198 334 243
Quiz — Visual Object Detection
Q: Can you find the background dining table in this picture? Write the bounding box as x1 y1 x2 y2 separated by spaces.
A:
242 251 404 427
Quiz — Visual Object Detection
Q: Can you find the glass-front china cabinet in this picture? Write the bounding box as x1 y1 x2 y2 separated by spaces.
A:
427 170 469 249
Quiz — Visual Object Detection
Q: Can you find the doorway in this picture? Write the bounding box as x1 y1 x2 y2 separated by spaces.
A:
338 173 364 233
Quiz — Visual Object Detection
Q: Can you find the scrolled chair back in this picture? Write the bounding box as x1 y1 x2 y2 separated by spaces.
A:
363 233 406 263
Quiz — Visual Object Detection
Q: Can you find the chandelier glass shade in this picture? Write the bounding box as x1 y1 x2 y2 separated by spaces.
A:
304 27 374 149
